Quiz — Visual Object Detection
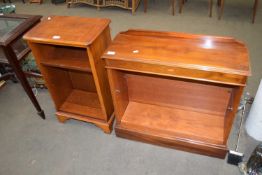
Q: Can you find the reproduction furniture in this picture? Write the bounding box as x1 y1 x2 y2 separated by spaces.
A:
218 0 259 23
67 0 141 14
0 14 45 119
24 16 114 133
103 29 251 158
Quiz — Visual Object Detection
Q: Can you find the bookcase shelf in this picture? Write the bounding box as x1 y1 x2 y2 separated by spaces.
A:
24 16 114 133
121 101 224 145
59 89 104 119
41 57 92 72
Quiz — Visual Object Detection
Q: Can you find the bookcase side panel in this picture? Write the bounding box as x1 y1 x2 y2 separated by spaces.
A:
28 42 73 109
107 69 129 123
88 26 114 121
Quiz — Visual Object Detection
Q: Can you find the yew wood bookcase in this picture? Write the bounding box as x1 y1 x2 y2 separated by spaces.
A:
103 29 251 158
24 16 114 133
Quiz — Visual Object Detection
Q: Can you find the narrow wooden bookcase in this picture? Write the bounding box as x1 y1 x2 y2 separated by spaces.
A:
24 16 114 133
103 29 251 157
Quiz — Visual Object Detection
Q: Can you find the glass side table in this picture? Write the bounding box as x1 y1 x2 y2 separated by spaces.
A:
0 14 45 119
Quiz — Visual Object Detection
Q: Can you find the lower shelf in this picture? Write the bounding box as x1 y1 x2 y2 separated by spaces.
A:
59 89 104 120
116 102 227 158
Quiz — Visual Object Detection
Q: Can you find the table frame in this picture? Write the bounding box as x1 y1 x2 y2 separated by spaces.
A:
0 14 45 119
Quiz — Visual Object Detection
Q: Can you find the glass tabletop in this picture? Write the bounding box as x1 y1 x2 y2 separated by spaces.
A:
0 17 25 38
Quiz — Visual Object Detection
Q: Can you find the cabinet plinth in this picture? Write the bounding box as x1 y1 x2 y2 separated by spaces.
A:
103 29 251 158
24 16 114 133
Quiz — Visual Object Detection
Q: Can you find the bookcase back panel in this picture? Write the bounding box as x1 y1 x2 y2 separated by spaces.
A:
69 71 97 93
31 43 91 72
41 66 73 109
32 44 87 60
51 45 88 61
126 73 232 116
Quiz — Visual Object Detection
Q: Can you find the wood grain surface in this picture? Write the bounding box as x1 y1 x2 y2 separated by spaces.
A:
24 16 111 48
25 16 114 133
105 29 250 158
103 29 251 76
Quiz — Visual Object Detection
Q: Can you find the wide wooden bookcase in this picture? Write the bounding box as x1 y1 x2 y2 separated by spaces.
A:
103 29 251 158
24 16 114 133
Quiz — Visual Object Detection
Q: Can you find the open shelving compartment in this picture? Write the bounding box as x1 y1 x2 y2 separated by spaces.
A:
36 44 92 72
23 16 114 133
103 29 250 157
109 70 234 157
31 43 105 120
43 66 104 120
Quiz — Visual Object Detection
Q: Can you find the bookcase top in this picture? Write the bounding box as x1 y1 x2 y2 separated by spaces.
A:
103 29 251 76
24 16 110 48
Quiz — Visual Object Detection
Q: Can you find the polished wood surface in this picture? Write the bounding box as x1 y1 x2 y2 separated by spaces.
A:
115 123 227 158
104 29 250 158
117 101 227 158
121 101 224 144
24 16 114 133
107 69 129 123
104 29 250 76
24 16 111 48
106 58 247 86
35 45 92 72
126 73 232 116
59 90 104 120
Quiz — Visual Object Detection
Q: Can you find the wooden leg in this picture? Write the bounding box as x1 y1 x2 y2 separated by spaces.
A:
172 0 176 15
57 115 69 123
2 46 45 119
218 0 224 20
95 114 114 134
217 0 221 6
144 0 147 13
95 123 112 134
252 0 258 23
131 0 135 15
209 0 213 17
179 0 184 13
